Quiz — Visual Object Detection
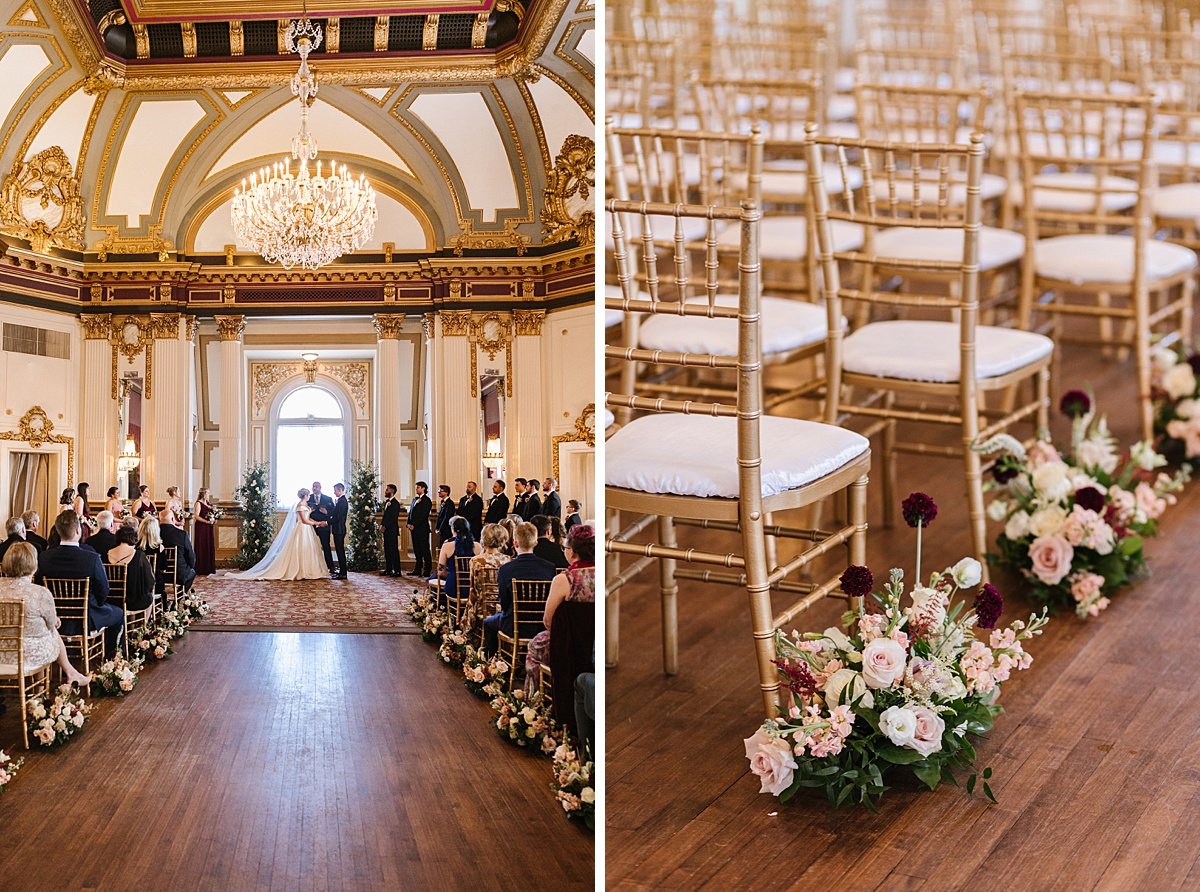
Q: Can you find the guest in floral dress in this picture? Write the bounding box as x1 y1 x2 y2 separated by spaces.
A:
464 523 510 632
524 524 595 695
0 543 92 686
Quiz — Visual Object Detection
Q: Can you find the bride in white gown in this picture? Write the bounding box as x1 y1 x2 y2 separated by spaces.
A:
232 488 329 581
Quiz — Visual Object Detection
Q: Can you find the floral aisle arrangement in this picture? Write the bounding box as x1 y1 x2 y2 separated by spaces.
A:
177 591 211 624
236 462 274 568
1151 345 1200 464
348 460 383 572
0 749 22 794
490 689 561 755
551 745 596 830
160 608 189 642
129 625 174 661
404 591 432 627
985 391 1185 617
438 627 469 667
744 493 1048 808
27 685 91 747
463 646 510 698
421 606 449 643
94 653 143 697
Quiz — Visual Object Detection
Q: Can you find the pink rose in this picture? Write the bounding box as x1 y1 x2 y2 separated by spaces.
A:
744 728 798 796
1134 482 1167 520
1028 534 1074 586
909 707 946 758
1026 441 1061 467
861 638 908 689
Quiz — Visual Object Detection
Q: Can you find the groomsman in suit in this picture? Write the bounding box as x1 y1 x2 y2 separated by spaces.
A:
435 485 455 549
523 477 542 520
308 481 336 572
381 484 402 576
484 479 510 525
458 481 484 541
541 477 562 519
331 483 349 579
35 511 123 655
407 482 433 578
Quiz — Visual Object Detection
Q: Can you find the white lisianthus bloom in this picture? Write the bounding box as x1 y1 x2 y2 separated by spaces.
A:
1004 510 1031 540
1076 437 1119 474
821 626 854 653
1031 461 1071 501
1177 398 1200 421
581 787 596 804
823 667 874 709
1163 362 1197 400
1029 505 1069 538
879 706 918 747
1153 346 1179 371
1129 440 1167 471
949 557 982 589
986 500 1008 522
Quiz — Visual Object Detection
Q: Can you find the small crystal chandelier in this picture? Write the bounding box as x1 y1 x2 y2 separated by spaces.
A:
231 2 377 270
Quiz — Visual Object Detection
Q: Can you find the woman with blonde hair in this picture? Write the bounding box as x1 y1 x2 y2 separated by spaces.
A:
464 523 511 631
165 486 185 528
138 515 165 595
0 543 91 687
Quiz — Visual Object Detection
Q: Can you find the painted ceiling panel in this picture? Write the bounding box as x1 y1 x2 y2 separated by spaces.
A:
105 98 207 226
0 44 53 132
576 29 594 65
528 74 593 161
25 87 98 168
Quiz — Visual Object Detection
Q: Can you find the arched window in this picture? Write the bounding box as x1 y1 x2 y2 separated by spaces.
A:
272 384 348 508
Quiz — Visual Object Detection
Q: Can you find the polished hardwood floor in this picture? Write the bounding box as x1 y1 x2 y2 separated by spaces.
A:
0 632 593 891
607 344 1200 889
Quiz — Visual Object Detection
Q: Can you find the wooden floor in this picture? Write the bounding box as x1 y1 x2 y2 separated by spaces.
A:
0 632 593 891
607 342 1200 889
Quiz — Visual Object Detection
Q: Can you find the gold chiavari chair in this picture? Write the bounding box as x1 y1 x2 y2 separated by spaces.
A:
468 565 500 646
0 600 53 749
42 577 103 689
538 663 554 707
104 562 153 658
162 546 182 610
1150 107 1200 254
807 128 1053 570
1014 90 1197 440
445 555 473 629
497 578 554 690
145 550 164 620
604 193 871 718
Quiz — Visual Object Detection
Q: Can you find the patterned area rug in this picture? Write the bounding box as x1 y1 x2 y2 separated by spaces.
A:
188 571 429 633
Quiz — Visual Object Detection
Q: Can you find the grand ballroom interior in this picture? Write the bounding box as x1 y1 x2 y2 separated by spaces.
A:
0 0 596 888
606 0 1200 888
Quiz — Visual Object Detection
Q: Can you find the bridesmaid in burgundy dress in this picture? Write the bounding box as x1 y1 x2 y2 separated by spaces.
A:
72 482 92 544
133 485 157 519
192 488 217 576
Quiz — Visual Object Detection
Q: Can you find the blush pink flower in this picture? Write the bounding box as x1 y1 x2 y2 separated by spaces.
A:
1134 482 1167 520
1028 534 1075 586
861 638 908 689
744 728 798 796
909 707 946 758
1026 440 1061 467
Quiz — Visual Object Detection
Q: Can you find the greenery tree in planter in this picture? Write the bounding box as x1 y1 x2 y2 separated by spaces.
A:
348 459 383 571
235 462 274 569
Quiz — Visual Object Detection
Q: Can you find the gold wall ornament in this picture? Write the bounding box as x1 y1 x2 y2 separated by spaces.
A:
375 16 390 52
158 283 172 302
106 314 170 399
96 9 126 33
320 361 370 417
0 147 86 254
230 20 245 55
8 2 48 28
513 309 544 336
542 134 594 246
422 14 440 51
440 311 471 337
468 312 513 397
383 283 397 302
373 314 405 339
215 314 246 341
450 220 530 256
251 362 301 416
149 312 181 339
222 284 236 303
249 360 370 418
325 19 340 53
551 402 595 482
132 23 149 60
421 313 435 340
496 0 526 23
181 22 197 58
81 313 112 340
185 316 200 341
92 227 173 263
472 12 489 48
0 406 75 487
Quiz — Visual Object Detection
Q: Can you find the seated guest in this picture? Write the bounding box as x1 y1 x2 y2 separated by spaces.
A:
158 509 197 592
0 543 92 687
437 516 480 611
105 525 156 612
21 511 47 552
87 511 119 563
483 522 556 657
0 516 27 563
138 516 166 595
524 524 595 694
34 511 123 656
499 516 520 558
565 500 582 533
532 515 569 570
464 523 511 631
575 668 595 758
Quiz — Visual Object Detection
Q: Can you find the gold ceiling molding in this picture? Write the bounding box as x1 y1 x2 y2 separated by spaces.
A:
43 0 101 71
14 74 87 167
551 402 595 482
542 134 594 247
0 406 74 487
422 14 439 51
377 16 392 53
513 309 545 336
93 226 174 263
472 12 490 49
215 315 246 341
229 20 244 56
325 19 340 54
8 3 48 28
450 219 530 256
0 36 72 164
132 23 150 60
554 20 596 89
373 314 405 340
0 146 85 254
97 9 126 34
181 22 197 58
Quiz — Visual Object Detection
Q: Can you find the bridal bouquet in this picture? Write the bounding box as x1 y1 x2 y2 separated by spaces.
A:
986 391 1185 617
1152 345 1200 463
0 749 22 794
27 685 91 747
463 646 510 698
94 653 143 697
745 493 1047 809
490 689 561 755
438 628 469 667
552 745 596 830
130 626 174 661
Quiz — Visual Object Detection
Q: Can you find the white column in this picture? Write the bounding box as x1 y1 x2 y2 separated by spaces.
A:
215 315 246 500
79 316 117 490
508 310 548 478
373 314 404 491
432 311 482 487
143 314 190 496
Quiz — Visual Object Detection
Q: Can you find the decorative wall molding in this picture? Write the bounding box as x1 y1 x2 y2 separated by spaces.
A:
215 315 246 341
0 147 86 254
373 314 405 340
0 406 75 487
513 309 545 336
551 402 595 482
440 311 472 337
250 361 371 419
467 312 514 397
541 134 594 246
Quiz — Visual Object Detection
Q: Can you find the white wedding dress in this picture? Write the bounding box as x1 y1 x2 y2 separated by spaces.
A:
232 501 328 581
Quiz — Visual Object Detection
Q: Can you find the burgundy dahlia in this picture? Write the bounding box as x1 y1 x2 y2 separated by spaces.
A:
1059 389 1091 419
1188 354 1200 376
992 460 1020 484
901 492 938 528
773 657 819 698
1073 486 1106 513
839 565 874 599
973 583 1004 629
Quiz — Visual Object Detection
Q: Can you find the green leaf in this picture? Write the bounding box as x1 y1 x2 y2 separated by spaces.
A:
856 706 881 733
1118 534 1143 556
912 762 941 791
878 744 926 765
982 766 992 779
983 782 997 803
967 773 977 796
835 783 855 807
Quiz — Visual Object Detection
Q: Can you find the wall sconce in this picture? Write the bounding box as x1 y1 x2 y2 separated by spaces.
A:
301 351 319 383
117 436 141 472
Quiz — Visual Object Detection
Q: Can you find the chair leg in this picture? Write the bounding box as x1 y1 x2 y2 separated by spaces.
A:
1036 366 1051 437
606 510 620 668
1135 287 1155 443
881 391 897 530
963 427 989 578
741 507 779 719
1182 276 1196 352
657 515 679 676
849 474 869 614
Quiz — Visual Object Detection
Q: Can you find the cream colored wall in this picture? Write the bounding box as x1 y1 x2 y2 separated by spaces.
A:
546 303 596 518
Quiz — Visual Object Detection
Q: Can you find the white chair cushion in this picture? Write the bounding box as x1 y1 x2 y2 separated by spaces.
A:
605 309 624 328
606 414 869 499
1034 234 1198 285
639 295 835 356
1010 172 1137 212
603 409 616 429
1154 183 1200 223
869 172 1007 206
715 216 865 260
843 320 1053 383
873 226 1025 271
729 163 863 198
828 94 857 121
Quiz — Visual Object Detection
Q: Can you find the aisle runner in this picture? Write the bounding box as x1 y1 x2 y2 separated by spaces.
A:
189 573 429 633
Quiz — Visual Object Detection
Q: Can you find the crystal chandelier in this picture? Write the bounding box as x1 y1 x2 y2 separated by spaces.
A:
231 4 377 270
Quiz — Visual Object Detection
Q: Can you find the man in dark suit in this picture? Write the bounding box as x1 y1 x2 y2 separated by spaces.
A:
308 481 335 573
541 477 562 519
512 478 528 518
406 481 433 578
435 485 455 549
483 522 556 656
21 511 47 552
458 481 484 542
0 516 27 563
159 514 197 592
484 479 510 525
330 483 349 579
523 477 542 521
381 484 402 576
87 510 120 564
35 510 123 655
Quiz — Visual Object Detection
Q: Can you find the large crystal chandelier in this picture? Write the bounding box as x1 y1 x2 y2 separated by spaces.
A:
231 4 377 270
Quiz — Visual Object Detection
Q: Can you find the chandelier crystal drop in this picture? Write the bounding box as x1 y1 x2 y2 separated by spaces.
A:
231 4 376 270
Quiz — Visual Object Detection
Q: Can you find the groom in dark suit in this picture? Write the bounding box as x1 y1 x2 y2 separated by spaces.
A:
407 482 433 578
331 483 349 579
308 481 335 572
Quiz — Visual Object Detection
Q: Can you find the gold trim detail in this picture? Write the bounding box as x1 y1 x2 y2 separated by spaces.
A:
251 362 300 416
421 313 435 340
96 9 127 32
513 309 544 336
472 12 489 49
468 312 513 397
185 316 199 341
8 2 48 28
450 219 529 256
93 226 173 263
542 134 594 246
230 20 244 56
276 20 289 55
321 362 370 417
181 22 197 58
422 15 440 51
440 311 471 337
373 314 404 339
551 402 595 482
325 19 339 53
132 23 149 60
215 315 245 341
250 360 370 417
81 313 112 340
0 147 85 254
0 406 74 487
375 16 390 53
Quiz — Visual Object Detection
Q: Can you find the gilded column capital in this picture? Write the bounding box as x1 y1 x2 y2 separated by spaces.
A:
185 316 200 341
421 313 435 340
440 311 472 337
149 312 181 338
216 315 246 341
80 313 112 340
514 309 545 336
373 314 405 340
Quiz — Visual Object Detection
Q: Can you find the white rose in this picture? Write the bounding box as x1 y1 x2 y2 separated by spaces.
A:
986 500 1008 522
820 627 854 653
581 787 595 804
949 557 982 589
879 706 918 747
861 638 908 689
823 667 874 709
744 728 798 796
1177 398 1200 421
1031 461 1071 501
1029 505 1069 538
1154 346 1179 370
1163 362 1197 400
